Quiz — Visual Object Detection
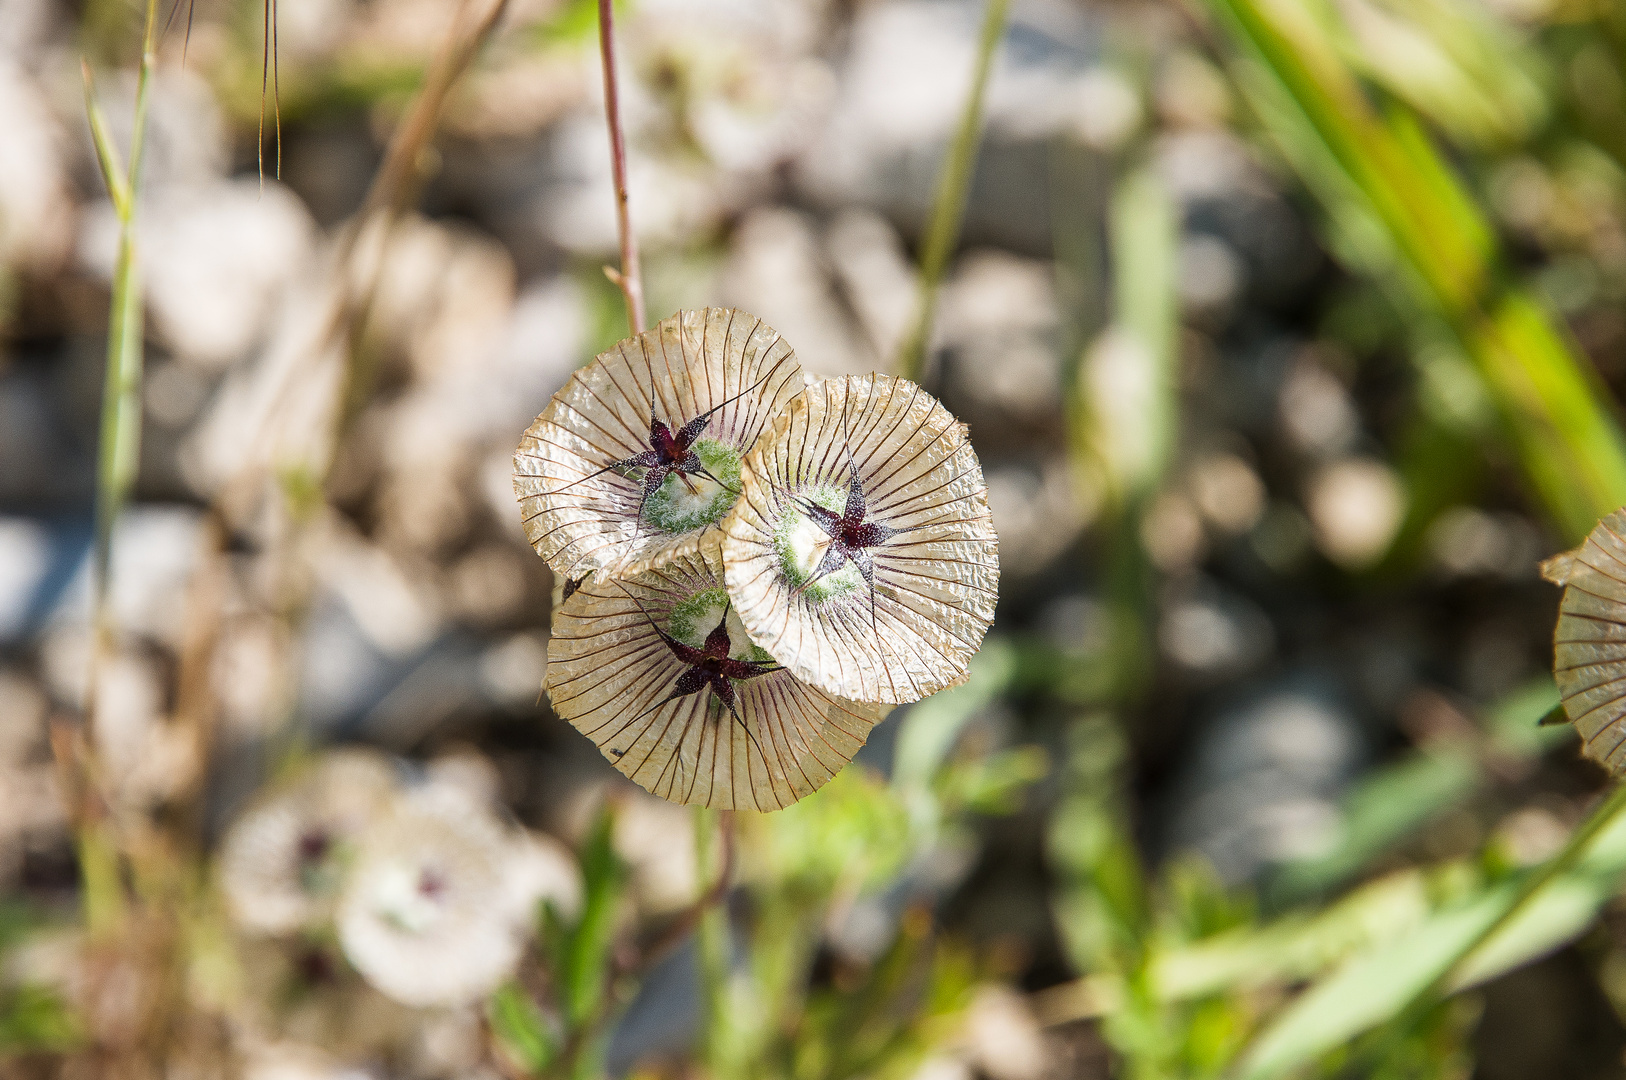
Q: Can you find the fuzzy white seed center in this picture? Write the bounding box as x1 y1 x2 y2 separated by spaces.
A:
784 515 834 581
371 861 448 935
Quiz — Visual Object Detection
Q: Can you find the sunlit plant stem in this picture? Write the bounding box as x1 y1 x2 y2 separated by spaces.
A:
894 0 1012 382
598 0 645 336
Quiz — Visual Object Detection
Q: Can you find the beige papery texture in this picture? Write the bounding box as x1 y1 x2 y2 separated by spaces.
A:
1545 508 1626 774
721 374 999 705
514 308 805 579
544 550 890 810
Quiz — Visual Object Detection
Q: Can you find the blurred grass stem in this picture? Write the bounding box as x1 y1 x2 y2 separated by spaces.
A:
83 0 158 775
894 0 1010 382
598 0 644 335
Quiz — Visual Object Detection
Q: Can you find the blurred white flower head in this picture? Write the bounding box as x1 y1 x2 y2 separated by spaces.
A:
219 749 397 934
337 786 575 1007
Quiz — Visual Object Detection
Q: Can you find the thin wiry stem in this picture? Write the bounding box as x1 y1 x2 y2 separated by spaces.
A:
258 0 281 183
893 0 1011 382
598 0 645 336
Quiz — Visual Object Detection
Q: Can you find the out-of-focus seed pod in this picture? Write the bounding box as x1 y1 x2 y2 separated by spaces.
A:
336 786 538 1008
721 374 999 704
1544 509 1626 773
513 308 804 579
218 749 397 935
544 549 889 810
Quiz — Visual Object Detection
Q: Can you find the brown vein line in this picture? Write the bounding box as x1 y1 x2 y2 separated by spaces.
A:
866 419 956 506
1579 550 1626 590
847 374 891 477
686 708 712 807
570 663 676 731
648 695 698 799
654 321 687 428
1596 520 1626 572
746 681 794 807
861 385 937 495
1555 674 1626 723
1590 716 1626 764
1555 582 1626 610
1555 658 1626 675
548 644 669 703
872 578 972 661
774 677 848 766
752 349 801 454
692 310 712 424
808 378 845 489
870 444 980 515
549 396 644 463
624 691 688 779
547 636 666 678
578 357 650 447
582 666 683 741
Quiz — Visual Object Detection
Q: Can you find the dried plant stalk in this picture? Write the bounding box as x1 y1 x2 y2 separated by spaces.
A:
722 374 999 705
514 308 804 579
544 550 888 810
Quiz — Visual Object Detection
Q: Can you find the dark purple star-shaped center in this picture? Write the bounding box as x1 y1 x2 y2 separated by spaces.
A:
557 368 777 521
613 588 783 755
789 466 897 597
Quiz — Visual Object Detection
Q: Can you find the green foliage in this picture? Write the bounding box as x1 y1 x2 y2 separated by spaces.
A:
1204 0 1626 541
561 807 628 1032
0 986 83 1055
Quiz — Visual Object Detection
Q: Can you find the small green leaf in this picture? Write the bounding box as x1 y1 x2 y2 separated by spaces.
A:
80 59 129 216
488 983 556 1073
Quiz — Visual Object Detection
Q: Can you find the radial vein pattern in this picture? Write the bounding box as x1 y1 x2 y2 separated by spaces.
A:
722 373 999 705
544 550 890 810
514 308 805 579
1551 509 1626 773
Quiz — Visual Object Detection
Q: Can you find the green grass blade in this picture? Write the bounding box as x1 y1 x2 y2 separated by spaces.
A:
87 0 157 745
1234 783 1626 1079
1073 168 1180 504
893 0 1012 381
79 62 128 216
1206 0 1626 541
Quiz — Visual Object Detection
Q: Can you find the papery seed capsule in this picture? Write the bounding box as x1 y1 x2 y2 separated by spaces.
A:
1546 509 1626 774
514 308 805 579
721 374 999 705
544 549 889 810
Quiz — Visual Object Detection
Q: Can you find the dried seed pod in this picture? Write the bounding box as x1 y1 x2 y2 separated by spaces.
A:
721 374 999 704
545 549 889 810
514 308 805 579
1547 509 1626 773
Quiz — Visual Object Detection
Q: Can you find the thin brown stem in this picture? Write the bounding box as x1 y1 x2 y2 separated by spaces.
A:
551 811 734 1077
598 0 645 335
626 809 735 975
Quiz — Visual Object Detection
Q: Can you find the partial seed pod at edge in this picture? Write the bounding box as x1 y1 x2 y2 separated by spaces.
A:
1545 508 1626 773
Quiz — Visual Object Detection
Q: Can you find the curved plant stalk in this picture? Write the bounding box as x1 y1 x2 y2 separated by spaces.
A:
84 0 158 747
893 0 1012 382
76 0 161 936
598 0 644 335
